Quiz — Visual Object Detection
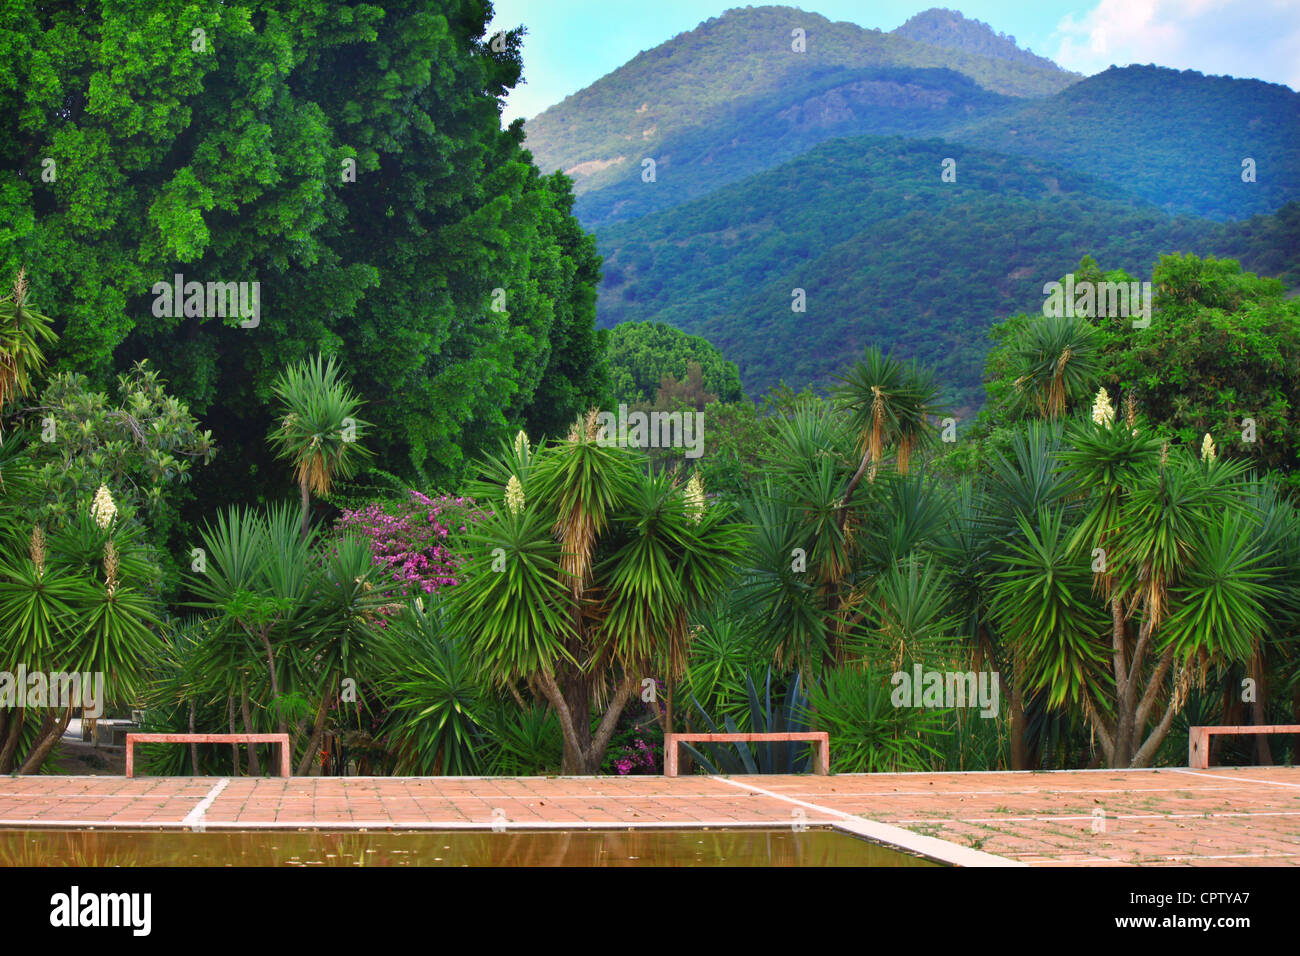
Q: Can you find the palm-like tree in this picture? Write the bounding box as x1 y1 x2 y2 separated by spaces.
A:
1006 312 1099 420
0 516 162 773
1043 399 1267 767
0 268 56 432
267 354 372 539
832 346 943 529
450 414 749 773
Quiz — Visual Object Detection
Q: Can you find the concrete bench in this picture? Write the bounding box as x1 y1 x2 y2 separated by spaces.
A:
125 733 291 777
664 732 830 776
1188 724 1300 769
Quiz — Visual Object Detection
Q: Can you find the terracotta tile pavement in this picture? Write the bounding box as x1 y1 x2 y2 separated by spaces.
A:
0 766 1296 865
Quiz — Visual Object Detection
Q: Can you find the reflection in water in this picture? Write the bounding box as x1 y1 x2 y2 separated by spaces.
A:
0 828 939 867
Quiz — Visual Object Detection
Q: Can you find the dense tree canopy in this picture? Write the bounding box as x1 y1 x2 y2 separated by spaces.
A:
1 0 605 521
606 321 743 406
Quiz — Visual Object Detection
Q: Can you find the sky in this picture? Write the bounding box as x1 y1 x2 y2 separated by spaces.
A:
485 0 1300 123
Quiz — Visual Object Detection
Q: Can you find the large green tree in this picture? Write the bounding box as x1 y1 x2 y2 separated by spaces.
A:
1 0 605 515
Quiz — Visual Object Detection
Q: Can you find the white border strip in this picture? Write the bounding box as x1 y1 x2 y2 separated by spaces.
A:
1172 768 1300 789
709 775 1024 867
181 778 229 832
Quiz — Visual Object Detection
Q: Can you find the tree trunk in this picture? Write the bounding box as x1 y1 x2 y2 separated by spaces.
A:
299 475 312 541
1249 651 1272 765
1110 599 1133 767
258 630 287 737
190 699 202 775
560 672 594 773
240 679 260 775
296 676 335 776
18 705 73 774
226 695 239 776
1009 647 1029 770
836 448 873 532
0 707 25 773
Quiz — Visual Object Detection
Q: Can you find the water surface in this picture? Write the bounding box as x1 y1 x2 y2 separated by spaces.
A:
0 827 939 867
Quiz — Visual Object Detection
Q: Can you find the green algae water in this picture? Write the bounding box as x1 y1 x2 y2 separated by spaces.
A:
0 827 938 866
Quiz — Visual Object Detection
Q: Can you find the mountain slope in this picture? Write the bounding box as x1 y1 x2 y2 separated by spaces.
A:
594 135 1300 409
948 65 1300 221
572 64 1015 228
522 5 1079 192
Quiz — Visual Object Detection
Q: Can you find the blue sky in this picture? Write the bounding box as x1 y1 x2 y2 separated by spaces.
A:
486 0 1300 123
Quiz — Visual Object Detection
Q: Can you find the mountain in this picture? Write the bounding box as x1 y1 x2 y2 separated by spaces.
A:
522 5 1079 193
593 135 1300 411
519 5 1300 409
893 8 1064 73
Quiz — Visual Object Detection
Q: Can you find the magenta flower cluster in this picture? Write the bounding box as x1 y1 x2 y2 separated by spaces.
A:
336 490 482 595
614 738 657 775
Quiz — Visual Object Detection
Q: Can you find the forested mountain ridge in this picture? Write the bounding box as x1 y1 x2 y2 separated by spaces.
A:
948 65 1300 221
561 60 1300 230
594 133 1300 412
571 65 1016 229
522 5 1079 190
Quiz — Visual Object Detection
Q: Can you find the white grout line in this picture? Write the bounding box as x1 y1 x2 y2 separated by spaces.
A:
181 778 229 832
708 775 1025 867
1171 768 1300 789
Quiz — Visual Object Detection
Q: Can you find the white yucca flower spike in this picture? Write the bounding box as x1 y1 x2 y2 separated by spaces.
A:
684 473 705 524
1200 433 1217 463
91 484 117 529
1091 388 1115 428
505 474 525 515
514 429 530 459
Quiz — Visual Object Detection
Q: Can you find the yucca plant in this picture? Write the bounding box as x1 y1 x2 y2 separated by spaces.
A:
374 600 487 775
295 534 391 774
681 606 765 733
448 414 749 773
1012 396 1279 767
0 517 162 773
481 702 564 776
1007 311 1100 420
267 354 372 539
0 268 56 431
804 667 949 773
832 345 944 518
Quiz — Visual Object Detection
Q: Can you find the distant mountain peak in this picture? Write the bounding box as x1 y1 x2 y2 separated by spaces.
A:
893 7 1067 73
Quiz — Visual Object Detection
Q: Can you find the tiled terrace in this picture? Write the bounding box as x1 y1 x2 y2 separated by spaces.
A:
1 766 1297 866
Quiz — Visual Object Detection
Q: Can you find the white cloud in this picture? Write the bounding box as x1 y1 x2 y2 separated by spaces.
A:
1052 0 1300 90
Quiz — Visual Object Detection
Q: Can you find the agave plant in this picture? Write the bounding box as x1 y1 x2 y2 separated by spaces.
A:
684 670 814 774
